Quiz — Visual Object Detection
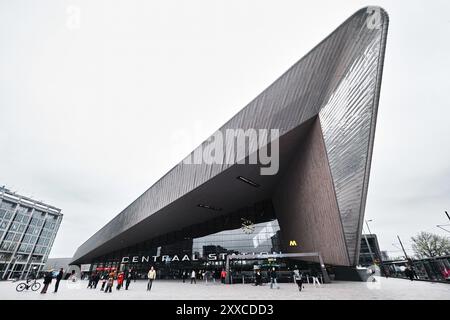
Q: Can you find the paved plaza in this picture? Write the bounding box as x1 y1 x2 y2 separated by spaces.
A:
0 277 449 300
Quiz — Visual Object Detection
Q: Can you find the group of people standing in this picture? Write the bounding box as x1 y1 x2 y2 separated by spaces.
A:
180 269 228 284
88 267 156 293
254 266 322 291
92 269 135 293
37 265 323 295
40 268 65 294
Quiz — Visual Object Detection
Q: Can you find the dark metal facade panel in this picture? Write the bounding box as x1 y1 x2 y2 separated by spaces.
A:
273 119 350 266
72 7 388 265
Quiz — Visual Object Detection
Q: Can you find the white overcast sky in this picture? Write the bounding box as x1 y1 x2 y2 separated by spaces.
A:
1 0 449 259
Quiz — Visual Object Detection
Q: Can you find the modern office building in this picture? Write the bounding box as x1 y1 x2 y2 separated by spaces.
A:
0 187 63 280
71 7 389 281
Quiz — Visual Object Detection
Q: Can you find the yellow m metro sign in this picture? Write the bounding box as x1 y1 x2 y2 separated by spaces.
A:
289 240 298 247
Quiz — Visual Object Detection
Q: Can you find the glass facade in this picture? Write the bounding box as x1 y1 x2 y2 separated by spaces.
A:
89 201 295 280
88 201 327 283
0 189 62 280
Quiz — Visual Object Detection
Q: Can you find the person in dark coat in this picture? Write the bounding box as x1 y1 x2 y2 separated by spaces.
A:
125 269 133 290
41 271 53 294
93 272 100 289
269 267 280 289
53 268 64 293
405 267 414 281
254 270 262 286
87 272 94 289
100 272 108 291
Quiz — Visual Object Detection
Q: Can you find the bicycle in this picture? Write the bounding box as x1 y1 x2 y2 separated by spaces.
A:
16 278 41 292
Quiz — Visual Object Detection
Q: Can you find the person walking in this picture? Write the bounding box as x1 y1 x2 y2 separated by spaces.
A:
311 270 321 287
254 270 262 286
104 274 114 293
93 272 100 289
269 267 280 289
68 270 77 282
87 272 95 289
293 267 303 291
125 269 133 290
41 271 53 294
100 272 107 291
116 272 124 290
190 270 196 284
53 268 64 293
220 269 227 284
147 266 156 291
204 270 210 284
182 270 187 283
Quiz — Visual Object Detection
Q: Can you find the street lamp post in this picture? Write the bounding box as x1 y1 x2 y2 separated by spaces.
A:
365 219 373 236
397 235 409 260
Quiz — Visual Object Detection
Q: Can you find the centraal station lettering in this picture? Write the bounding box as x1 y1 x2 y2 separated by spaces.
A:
121 252 283 264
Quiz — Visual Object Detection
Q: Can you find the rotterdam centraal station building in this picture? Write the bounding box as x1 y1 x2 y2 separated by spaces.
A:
71 7 389 282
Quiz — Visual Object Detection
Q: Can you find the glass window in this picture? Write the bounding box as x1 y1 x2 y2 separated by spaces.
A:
34 246 46 254
33 211 44 217
0 201 15 211
0 221 7 229
5 232 14 241
0 209 5 219
1 242 10 250
4 211 12 220
10 222 20 231
17 206 29 214
21 216 30 224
